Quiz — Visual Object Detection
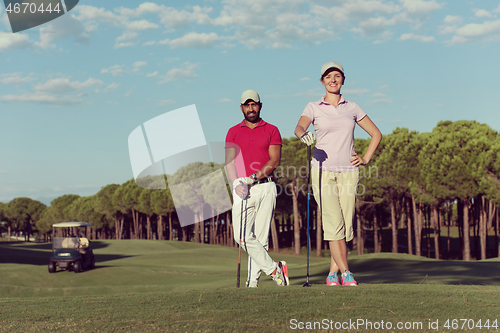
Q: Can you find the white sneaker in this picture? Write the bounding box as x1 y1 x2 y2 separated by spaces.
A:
271 261 289 286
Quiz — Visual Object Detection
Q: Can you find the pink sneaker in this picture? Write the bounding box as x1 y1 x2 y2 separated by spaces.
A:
341 270 357 286
326 272 340 286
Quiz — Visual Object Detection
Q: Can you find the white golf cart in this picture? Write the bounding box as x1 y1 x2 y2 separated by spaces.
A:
48 222 95 273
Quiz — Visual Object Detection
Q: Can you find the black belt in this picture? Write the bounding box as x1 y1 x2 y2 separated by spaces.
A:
253 176 275 185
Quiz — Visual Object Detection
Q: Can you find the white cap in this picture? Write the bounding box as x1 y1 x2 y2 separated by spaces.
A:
240 89 260 104
321 61 344 77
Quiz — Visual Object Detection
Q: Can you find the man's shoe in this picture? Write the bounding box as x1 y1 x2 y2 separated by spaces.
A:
271 261 289 286
246 281 258 288
326 272 340 286
341 270 357 286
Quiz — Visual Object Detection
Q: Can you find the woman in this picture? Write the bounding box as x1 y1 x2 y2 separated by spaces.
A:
294 61 382 286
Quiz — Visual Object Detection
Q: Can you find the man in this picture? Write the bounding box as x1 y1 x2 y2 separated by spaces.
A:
225 89 289 287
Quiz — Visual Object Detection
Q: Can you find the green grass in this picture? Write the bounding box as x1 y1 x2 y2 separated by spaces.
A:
1 240 500 332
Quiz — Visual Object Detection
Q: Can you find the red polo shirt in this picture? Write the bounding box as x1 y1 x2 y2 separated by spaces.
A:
225 119 282 177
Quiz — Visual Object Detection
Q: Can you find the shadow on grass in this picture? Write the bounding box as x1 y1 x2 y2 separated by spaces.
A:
351 258 500 285
50 265 113 274
0 241 131 266
293 256 500 286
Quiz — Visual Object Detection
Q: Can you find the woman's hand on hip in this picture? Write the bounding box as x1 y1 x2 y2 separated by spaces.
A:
350 153 367 166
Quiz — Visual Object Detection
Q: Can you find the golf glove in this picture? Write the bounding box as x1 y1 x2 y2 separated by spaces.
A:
232 177 250 199
300 131 315 146
232 177 254 189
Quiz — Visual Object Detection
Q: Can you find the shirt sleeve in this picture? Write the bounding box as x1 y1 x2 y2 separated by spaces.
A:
352 102 367 122
301 102 314 122
225 127 235 148
269 125 282 146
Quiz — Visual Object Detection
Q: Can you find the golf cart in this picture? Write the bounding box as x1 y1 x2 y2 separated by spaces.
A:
48 222 95 273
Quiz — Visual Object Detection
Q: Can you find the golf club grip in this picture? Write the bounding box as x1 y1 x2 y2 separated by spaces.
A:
237 262 240 288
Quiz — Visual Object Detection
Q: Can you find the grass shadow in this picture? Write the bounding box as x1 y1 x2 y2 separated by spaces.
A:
350 256 500 285
0 241 129 266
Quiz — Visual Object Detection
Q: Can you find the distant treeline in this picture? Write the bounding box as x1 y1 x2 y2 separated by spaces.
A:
1 120 499 261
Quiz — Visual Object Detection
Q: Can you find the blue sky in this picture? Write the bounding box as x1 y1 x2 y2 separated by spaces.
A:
1 0 500 205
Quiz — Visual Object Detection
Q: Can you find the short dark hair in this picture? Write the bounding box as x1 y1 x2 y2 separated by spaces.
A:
321 68 345 81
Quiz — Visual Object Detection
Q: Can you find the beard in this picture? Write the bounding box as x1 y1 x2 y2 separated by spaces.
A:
244 110 260 123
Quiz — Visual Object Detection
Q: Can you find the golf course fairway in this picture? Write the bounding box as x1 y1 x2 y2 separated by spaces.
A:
1 240 499 332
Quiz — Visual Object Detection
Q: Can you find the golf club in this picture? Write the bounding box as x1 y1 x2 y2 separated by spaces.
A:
303 145 312 287
237 196 243 288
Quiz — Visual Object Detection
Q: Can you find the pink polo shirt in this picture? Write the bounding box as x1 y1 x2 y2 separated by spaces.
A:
301 95 366 172
225 119 282 177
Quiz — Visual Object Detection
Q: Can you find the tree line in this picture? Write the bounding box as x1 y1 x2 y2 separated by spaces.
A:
1 120 499 261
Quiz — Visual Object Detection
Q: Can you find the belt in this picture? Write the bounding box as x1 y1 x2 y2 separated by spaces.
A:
253 176 275 185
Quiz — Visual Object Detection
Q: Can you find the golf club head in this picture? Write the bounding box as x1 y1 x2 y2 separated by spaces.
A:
302 281 311 287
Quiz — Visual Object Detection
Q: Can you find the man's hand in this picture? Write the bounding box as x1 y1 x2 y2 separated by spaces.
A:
232 178 249 199
300 131 315 146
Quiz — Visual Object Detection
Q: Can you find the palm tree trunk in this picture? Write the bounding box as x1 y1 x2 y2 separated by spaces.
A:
391 198 397 253
480 196 487 260
412 197 421 256
463 198 471 261
291 178 301 255
432 204 440 259
271 211 279 253
407 198 413 255
356 206 364 255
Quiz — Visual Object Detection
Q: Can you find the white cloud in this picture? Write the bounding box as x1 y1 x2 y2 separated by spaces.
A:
160 32 222 49
116 3 212 28
399 33 435 42
101 65 126 76
450 19 500 43
125 20 159 31
443 15 462 24
372 92 386 97
159 99 175 106
218 98 232 103
300 77 310 81
104 83 119 92
35 78 103 94
353 16 396 37
0 93 82 105
114 42 134 49
35 13 89 49
474 9 493 18
0 32 31 51
159 62 199 83
147 71 158 77
399 0 443 14
0 73 34 85
116 32 138 42
266 25 334 46
294 88 323 98
116 3 163 17
133 61 147 68
74 5 123 26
